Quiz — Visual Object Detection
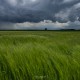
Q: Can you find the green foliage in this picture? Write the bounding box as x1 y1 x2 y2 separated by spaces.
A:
0 31 80 80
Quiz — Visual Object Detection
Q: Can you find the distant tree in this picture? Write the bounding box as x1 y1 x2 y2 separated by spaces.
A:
45 28 47 31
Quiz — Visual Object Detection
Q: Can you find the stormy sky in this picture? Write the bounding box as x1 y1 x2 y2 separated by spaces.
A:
0 0 80 30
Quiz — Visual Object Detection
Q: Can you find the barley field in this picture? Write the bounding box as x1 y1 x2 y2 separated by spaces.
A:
0 31 80 80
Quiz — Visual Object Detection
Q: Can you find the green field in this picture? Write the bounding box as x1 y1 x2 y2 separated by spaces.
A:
0 31 80 80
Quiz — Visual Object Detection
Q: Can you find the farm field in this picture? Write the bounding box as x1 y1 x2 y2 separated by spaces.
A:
0 31 80 80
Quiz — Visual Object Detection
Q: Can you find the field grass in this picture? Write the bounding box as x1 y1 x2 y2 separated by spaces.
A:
0 31 80 80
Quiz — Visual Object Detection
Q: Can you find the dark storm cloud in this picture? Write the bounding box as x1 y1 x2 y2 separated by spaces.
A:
0 0 80 23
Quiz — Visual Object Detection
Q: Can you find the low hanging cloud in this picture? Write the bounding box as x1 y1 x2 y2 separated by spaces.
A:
0 20 80 30
14 20 80 30
15 20 67 30
0 22 16 30
0 0 80 29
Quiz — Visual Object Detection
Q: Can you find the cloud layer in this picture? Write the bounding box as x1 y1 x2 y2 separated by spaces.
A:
0 0 80 29
0 0 80 23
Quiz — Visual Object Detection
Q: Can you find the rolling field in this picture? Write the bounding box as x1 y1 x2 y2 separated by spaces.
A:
0 31 80 80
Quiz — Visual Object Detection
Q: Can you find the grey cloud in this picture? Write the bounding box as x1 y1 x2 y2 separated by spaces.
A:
0 0 80 23
14 20 80 30
15 21 68 30
63 21 80 29
0 22 15 30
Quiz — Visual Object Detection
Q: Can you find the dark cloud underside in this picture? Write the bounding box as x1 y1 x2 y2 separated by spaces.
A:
0 0 80 23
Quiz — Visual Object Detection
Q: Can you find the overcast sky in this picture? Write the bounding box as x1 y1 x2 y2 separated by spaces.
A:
0 0 80 30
